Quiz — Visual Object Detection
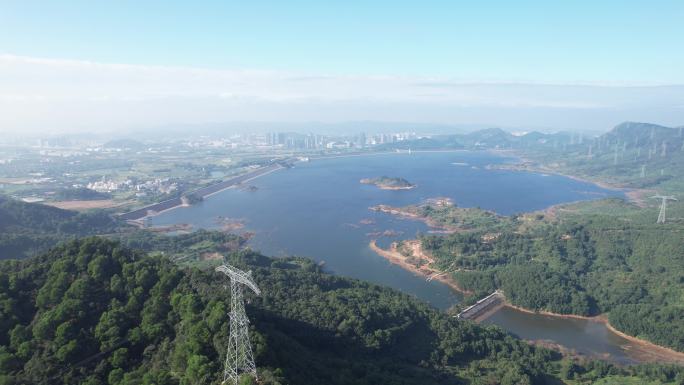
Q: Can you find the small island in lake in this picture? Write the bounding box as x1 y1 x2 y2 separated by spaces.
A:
360 176 416 190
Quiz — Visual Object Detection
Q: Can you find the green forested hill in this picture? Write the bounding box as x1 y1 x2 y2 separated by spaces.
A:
420 198 684 352
1 237 681 385
380 121 684 352
518 121 684 193
0 195 122 259
380 122 684 194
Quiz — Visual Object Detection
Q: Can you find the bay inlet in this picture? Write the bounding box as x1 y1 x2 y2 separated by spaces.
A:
147 151 661 364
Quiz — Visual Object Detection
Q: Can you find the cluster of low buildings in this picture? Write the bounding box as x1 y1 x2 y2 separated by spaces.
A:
87 176 178 195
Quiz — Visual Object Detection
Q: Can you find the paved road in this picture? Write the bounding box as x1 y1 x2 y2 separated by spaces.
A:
118 163 283 221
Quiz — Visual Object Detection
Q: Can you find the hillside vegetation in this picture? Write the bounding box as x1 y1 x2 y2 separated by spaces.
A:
518 122 684 194
0 195 122 259
419 196 684 352
373 122 684 352
383 121 684 194
1 237 683 384
360 176 415 190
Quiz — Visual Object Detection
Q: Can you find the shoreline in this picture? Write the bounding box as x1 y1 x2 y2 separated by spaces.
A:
369 204 461 233
369 238 684 365
368 239 471 295
487 149 651 206
478 152 684 360
119 164 284 221
360 179 417 190
376 185 416 190
201 164 284 199
309 149 467 161
360 150 680 362
502 303 684 365
125 203 191 228
124 147 679 363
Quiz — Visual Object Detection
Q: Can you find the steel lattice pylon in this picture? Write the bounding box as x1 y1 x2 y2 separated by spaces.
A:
216 264 261 385
651 195 677 224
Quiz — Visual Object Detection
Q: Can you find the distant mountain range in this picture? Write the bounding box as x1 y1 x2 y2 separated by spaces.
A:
382 121 682 151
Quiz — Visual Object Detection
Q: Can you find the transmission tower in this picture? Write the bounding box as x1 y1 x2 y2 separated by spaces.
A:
651 195 677 224
216 264 261 385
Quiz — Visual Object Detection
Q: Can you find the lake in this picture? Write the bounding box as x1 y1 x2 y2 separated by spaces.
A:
150 151 646 364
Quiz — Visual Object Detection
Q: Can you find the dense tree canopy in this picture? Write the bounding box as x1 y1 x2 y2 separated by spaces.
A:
0 195 122 260
1 237 681 384
421 201 684 352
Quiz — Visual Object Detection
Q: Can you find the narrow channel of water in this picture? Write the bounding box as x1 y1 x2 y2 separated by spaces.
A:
483 307 660 364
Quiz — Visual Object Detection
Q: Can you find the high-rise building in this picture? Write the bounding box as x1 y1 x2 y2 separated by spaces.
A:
356 133 366 148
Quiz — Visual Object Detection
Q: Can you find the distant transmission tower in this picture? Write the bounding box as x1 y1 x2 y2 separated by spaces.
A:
216 264 262 385
651 195 677 224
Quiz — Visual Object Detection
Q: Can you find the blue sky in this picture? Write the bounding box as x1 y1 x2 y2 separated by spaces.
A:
0 1 683 133
2 0 683 82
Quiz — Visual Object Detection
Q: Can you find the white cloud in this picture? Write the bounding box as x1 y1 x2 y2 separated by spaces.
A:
0 54 683 133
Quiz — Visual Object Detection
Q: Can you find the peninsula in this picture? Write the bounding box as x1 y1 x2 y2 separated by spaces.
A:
370 197 512 233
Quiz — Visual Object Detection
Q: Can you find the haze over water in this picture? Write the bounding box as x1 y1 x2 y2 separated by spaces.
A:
150 151 644 363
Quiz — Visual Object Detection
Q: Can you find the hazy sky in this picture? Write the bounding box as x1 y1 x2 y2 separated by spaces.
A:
1 1 683 134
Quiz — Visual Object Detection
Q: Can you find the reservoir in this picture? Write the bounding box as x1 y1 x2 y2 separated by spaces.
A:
148 151 650 364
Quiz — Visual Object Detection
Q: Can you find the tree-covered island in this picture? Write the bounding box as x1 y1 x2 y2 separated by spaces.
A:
360 176 416 190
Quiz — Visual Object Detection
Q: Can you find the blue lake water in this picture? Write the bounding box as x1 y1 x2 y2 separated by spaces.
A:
150 151 649 363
